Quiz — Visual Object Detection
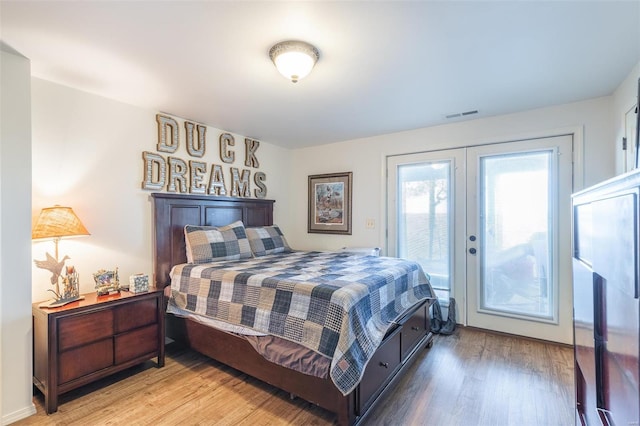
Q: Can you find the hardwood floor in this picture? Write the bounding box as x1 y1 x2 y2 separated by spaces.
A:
16 327 574 426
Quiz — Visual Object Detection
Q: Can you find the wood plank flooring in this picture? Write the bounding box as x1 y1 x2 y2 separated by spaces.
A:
15 327 574 426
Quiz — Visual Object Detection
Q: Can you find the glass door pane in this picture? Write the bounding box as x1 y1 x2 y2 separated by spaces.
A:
479 150 554 319
397 160 452 300
467 135 573 342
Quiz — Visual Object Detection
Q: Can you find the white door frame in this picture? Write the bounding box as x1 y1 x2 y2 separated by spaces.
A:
385 130 581 344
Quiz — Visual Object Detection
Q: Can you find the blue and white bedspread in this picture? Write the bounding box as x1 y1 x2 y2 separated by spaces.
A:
168 251 434 395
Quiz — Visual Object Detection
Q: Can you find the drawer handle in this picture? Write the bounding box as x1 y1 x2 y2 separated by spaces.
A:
379 362 389 368
411 326 420 331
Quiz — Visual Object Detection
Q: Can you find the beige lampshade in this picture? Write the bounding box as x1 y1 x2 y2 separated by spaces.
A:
32 206 90 240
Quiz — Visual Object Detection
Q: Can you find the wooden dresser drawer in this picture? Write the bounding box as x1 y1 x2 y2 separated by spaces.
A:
58 339 114 384
401 304 427 360
115 298 158 333
115 324 159 364
58 309 114 351
358 329 401 413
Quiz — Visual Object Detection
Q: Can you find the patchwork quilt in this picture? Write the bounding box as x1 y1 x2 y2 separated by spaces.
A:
168 251 434 395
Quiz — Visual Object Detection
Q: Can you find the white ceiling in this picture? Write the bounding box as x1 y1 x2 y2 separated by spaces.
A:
1 1 639 149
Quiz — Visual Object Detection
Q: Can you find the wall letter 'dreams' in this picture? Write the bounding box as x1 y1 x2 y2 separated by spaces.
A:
167 157 188 193
142 151 166 190
208 164 227 196
141 113 267 198
189 161 207 194
231 168 251 197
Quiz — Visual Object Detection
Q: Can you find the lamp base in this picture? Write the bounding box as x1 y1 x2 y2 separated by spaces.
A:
39 296 85 309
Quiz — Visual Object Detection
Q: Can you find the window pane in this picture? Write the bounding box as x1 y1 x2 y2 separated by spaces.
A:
480 150 553 319
398 161 451 300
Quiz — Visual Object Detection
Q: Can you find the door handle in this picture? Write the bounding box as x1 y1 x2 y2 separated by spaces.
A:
469 248 477 255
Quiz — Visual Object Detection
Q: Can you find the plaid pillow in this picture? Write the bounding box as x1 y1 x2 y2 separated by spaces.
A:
246 225 292 257
184 221 252 263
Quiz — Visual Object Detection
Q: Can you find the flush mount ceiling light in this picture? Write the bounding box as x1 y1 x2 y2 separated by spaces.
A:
269 40 319 83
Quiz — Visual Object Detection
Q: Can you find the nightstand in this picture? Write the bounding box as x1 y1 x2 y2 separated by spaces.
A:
32 287 165 414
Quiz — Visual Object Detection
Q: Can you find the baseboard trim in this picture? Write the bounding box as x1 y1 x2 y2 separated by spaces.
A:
2 402 36 425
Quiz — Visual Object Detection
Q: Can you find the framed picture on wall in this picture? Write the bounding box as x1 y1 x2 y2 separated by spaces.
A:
308 172 352 234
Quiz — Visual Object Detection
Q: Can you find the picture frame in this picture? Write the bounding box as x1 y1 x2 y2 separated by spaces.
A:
308 171 352 234
93 268 122 296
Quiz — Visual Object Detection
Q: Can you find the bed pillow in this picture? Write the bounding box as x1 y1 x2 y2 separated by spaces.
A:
246 225 292 257
184 221 253 263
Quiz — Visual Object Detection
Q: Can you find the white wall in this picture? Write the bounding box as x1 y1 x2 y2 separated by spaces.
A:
288 96 614 252
0 47 36 424
31 78 292 302
613 61 640 174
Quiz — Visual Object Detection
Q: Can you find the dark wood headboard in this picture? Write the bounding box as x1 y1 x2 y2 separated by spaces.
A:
151 193 275 287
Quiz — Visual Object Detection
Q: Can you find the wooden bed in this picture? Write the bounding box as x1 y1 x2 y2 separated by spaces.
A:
152 192 434 425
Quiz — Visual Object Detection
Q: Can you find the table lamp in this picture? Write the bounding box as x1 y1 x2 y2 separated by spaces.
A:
32 205 90 307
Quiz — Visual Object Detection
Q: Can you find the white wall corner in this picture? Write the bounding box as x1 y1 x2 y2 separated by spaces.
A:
1 46 35 424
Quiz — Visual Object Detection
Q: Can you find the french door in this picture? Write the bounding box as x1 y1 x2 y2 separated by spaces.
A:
387 135 574 343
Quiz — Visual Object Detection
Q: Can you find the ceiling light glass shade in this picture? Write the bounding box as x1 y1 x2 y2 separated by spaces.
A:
269 40 319 83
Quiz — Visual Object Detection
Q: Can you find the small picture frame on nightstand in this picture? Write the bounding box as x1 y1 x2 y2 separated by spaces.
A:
93 268 122 296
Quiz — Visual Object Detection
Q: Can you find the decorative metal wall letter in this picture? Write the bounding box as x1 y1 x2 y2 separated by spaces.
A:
219 133 235 163
184 121 206 158
142 151 167 190
208 164 227 195
245 139 260 168
167 157 188 193
231 167 251 197
156 114 179 153
189 160 207 194
254 172 267 198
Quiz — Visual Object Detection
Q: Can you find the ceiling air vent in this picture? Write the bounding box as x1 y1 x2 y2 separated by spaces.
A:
445 110 478 119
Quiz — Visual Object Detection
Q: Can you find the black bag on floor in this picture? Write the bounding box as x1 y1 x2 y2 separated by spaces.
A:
440 297 457 335
430 298 443 333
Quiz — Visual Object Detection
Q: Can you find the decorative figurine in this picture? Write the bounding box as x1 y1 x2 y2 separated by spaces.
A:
34 253 71 301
